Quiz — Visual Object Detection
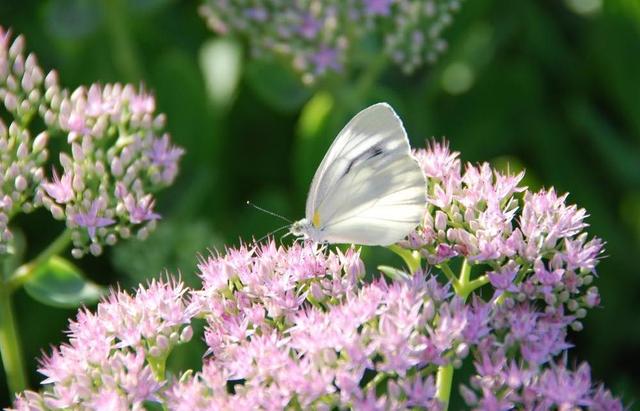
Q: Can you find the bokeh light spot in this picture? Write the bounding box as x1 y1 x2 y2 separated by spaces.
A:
442 62 474 95
565 0 602 15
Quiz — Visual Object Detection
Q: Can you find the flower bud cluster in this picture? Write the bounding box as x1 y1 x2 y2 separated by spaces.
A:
0 25 183 258
0 27 47 122
0 27 53 253
41 83 184 257
406 141 603 331
199 0 462 84
0 121 49 252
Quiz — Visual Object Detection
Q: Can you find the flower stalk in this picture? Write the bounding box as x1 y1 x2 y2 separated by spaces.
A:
388 244 422 273
0 284 27 395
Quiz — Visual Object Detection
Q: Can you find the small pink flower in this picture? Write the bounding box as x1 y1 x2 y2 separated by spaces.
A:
42 169 74 204
124 194 160 224
72 200 115 238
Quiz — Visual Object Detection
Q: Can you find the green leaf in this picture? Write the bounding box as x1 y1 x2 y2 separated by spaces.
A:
142 401 164 411
199 37 243 110
24 256 105 308
245 59 311 112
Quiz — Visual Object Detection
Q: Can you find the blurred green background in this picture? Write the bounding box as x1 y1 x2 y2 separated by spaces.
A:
1 0 639 407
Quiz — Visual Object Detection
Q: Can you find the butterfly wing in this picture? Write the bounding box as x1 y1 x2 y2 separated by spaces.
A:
305 103 426 246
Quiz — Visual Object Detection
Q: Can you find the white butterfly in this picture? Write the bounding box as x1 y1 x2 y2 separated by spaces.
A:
290 102 427 246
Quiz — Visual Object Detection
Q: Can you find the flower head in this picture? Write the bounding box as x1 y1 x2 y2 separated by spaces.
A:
0 25 183 258
9 136 623 410
405 141 604 333
40 82 183 257
200 0 463 83
12 278 193 410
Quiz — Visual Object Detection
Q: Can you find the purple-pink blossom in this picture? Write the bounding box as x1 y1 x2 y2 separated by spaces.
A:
42 169 73 204
72 199 115 239
123 194 160 224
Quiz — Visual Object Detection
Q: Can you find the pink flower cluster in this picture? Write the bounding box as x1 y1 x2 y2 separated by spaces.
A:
200 0 461 84
175 243 449 409
462 352 623 410
0 121 48 253
0 26 183 257
9 141 623 410
40 82 184 257
407 141 603 331
12 279 194 409
10 240 623 410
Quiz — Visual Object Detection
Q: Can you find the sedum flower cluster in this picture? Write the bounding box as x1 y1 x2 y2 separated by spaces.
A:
1 28 49 253
11 140 623 410
409 141 602 333
0 26 183 257
200 0 462 84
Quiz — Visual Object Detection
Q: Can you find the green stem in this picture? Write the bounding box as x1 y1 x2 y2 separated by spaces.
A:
387 245 422 273
436 259 483 410
436 262 461 291
435 364 454 409
460 275 489 300
0 229 72 396
148 353 167 381
0 286 27 395
364 371 388 392
8 229 72 292
458 259 471 291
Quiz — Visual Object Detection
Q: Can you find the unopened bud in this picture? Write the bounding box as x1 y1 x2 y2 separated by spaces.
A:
89 243 102 256
156 334 169 350
14 175 27 192
106 234 117 245
32 132 48 152
180 325 193 343
50 205 65 220
148 346 161 358
4 92 17 112
44 70 58 89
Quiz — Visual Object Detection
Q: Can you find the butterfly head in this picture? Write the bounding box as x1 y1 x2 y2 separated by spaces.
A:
290 218 311 238
290 211 322 241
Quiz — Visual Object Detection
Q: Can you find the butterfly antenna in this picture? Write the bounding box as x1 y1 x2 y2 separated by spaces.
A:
257 223 291 243
246 201 292 223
